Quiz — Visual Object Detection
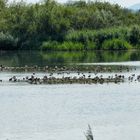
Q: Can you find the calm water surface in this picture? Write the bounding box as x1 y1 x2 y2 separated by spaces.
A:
0 50 140 66
0 51 140 140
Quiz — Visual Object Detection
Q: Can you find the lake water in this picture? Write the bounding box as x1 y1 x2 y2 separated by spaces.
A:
0 50 140 66
0 51 140 140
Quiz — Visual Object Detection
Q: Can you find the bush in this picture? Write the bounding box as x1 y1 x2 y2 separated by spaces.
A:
0 32 18 50
65 27 129 49
41 41 59 51
128 25 140 46
102 39 132 50
57 41 84 51
86 41 97 50
41 41 84 51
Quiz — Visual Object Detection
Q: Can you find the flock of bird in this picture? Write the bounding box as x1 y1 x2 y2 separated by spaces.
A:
0 65 139 85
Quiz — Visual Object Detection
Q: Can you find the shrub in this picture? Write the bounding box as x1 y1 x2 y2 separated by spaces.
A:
41 41 59 51
0 32 18 50
41 41 84 51
128 25 140 46
65 27 129 49
86 41 96 50
102 39 132 50
57 41 84 51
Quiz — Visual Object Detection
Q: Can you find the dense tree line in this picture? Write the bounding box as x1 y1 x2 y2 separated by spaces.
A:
0 0 140 50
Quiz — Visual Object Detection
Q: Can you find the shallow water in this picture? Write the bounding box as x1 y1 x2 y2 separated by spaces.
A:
0 83 140 140
0 51 140 140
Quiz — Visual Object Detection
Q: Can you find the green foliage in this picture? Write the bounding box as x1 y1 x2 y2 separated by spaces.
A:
57 41 84 51
86 41 96 50
41 41 84 51
0 0 140 50
0 32 18 50
65 27 129 49
102 39 132 50
41 41 59 51
128 25 140 46
0 0 7 9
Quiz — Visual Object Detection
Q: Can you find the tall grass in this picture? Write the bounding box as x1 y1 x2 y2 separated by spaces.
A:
65 26 129 49
57 41 84 51
41 41 59 51
85 125 94 140
102 39 132 50
41 41 84 51
40 25 140 51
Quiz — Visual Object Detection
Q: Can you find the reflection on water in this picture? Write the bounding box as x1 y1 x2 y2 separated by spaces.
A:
1 50 140 66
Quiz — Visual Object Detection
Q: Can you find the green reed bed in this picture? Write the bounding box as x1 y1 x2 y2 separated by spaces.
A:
40 25 140 51
102 39 132 50
41 41 85 51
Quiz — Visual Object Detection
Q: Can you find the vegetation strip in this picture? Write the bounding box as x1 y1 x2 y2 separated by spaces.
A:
0 0 140 50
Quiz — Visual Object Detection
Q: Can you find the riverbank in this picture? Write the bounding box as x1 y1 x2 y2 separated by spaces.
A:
1 26 140 51
1 1 140 50
41 26 140 51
